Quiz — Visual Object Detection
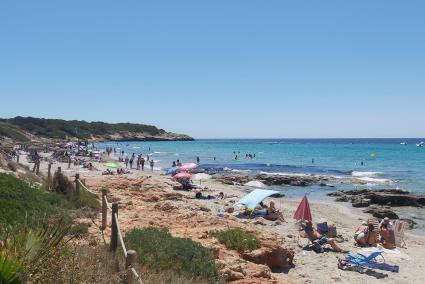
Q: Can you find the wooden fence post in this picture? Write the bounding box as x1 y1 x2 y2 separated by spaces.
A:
36 160 40 174
47 163 52 185
126 250 137 284
101 189 107 230
75 173 80 198
110 203 118 252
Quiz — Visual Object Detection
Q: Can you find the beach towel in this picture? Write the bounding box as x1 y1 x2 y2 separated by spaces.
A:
393 220 409 248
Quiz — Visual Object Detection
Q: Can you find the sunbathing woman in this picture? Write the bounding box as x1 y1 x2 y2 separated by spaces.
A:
302 220 343 252
265 201 285 222
354 221 369 246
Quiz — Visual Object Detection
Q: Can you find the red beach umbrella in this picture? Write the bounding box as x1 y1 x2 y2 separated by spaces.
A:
293 195 312 222
180 163 198 171
173 172 192 179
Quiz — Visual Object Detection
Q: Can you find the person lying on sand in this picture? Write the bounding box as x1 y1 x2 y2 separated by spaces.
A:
301 220 344 252
102 169 113 175
354 221 369 246
195 192 215 200
265 201 285 222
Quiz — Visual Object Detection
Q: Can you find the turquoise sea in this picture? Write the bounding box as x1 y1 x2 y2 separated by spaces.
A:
97 138 425 231
96 138 425 195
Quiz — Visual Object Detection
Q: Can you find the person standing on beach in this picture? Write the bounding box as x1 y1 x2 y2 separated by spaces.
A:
136 155 141 170
125 156 129 168
172 161 176 167
141 157 145 171
129 157 134 169
196 156 200 164
150 159 154 172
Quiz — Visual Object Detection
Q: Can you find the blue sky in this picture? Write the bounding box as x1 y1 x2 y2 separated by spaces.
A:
0 1 424 138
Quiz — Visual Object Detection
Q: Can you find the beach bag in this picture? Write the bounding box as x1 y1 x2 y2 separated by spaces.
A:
317 222 329 234
327 224 337 238
312 240 324 253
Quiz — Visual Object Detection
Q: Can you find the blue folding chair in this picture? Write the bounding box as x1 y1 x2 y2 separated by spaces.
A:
346 251 384 266
346 251 399 272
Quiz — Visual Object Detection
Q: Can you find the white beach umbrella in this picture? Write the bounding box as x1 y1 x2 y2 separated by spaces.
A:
192 173 212 181
192 173 212 184
244 180 267 188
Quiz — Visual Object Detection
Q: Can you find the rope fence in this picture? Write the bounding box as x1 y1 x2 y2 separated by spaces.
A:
76 175 143 284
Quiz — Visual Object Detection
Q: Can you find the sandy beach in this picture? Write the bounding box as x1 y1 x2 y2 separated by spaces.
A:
15 151 425 284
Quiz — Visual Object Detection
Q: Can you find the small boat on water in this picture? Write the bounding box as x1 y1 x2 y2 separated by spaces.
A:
417 142 425 147
400 141 407 145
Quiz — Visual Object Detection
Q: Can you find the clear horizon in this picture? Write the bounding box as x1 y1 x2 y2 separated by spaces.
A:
1 1 424 138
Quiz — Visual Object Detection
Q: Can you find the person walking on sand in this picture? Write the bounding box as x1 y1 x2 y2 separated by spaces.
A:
129 157 134 169
141 157 145 171
150 159 154 172
136 155 141 170
124 156 129 168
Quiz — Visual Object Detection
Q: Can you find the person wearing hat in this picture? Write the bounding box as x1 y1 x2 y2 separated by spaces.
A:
379 217 396 249
379 217 393 230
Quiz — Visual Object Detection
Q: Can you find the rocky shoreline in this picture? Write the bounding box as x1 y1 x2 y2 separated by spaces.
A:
212 172 333 187
328 189 425 228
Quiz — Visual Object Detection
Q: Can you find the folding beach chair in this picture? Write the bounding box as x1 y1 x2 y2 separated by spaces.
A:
346 251 399 272
393 220 409 248
346 251 384 267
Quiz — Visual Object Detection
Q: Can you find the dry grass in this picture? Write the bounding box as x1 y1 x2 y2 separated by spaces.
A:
37 244 125 284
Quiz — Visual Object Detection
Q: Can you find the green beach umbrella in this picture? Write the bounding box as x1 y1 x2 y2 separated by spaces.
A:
104 162 120 169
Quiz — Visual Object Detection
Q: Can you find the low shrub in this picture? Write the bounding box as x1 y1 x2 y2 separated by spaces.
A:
124 227 220 282
75 189 100 209
214 228 261 252
7 161 18 172
52 171 74 196
69 223 90 237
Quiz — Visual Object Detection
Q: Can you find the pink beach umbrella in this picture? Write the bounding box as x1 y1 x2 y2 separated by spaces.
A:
173 172 192 179
293 195 312 222
180 163 198 171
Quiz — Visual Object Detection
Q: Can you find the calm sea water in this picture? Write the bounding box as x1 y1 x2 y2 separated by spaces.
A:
96 138 425 196
97 138 425 231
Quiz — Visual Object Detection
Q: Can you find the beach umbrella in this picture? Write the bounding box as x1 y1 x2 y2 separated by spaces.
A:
293 195 312 222
166 167 180 175
235 189 279 210
192 173 211 181
173 172 192 179
244 180 267 188
103 162 120 169
192 173 211 185
180 163 198 171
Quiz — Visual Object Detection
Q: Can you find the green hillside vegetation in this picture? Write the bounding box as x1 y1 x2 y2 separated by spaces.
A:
0 116 167 140
0 173 61 229
124 227 220 283
0 122 29 142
